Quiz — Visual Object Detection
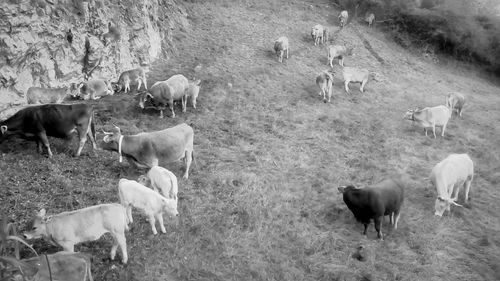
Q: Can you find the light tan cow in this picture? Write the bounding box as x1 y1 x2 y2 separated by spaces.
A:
403 105 451 138
430 154 474 216
23 204 128 264
138 74 190 118
26 86 75 104
365 13 375 27
184 79 201 111
311 24 328 45
445 92 466 117
342 67 369 93
339 10 348 27
20 251 93 281
316 70 334 103
119 179 179 235
327 45 354 68
274 36 289 63
138 166 178 200
77 79 114 100
114 68 147 93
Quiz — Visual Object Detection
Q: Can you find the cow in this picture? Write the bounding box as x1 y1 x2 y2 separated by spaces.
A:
20 252 93 281
403 105 451 138
445 92 466 117
342 66 369 93
118 179 179 235
316 70 334 103
185 79 201 111
0 103 97 157
274 36 289 63
26 86 76 104
138 166 178 200
430 154 474 217
23 204 129 264
338 178 405 240
327 45 354 68
339 10 348 27
113 68 147 93
365 13 375 27
138 74 189 118
101 123 194 179
311 24 328 46
77 79 114 100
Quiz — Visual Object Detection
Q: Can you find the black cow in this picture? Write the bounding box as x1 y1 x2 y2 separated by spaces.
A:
0 104 97 157
338 178 405 240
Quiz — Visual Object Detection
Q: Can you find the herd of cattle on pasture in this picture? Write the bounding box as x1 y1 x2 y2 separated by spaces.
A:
0 9 475 279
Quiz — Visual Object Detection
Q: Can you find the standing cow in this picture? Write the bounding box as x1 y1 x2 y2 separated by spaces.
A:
339 10 348 27
431 154 474 216
138 166 178 200
113 68 147 94
445 92 466 117
316 70 334 103
138 74 190 118
274 36 289 63
338 177 405 240
311 24 328 46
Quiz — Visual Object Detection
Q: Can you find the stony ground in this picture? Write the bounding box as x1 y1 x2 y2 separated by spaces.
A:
1 0 499 280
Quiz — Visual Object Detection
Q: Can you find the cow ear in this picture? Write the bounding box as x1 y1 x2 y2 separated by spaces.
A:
0 125 7 134
38 209 46 217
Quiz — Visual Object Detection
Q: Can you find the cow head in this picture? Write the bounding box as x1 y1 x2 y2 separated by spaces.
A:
137 175 151 187
112 82 122 93
1 125 7 135
434 196 463 216
338 185 356 194
23 209 50 240
403 108 418 120
102 124 122 144
138 92 154 109
162 198 179 217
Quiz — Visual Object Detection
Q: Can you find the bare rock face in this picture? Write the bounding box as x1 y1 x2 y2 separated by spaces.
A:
0 0 187 113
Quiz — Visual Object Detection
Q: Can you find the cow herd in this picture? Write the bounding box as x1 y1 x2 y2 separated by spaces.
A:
0 7 478 277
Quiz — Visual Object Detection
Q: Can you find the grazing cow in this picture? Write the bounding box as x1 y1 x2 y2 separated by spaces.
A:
327 45 354 68
0 104 97 157
274 36 289 63
113 68 147 93
101 123 194 179
138 74 189 118
339 10 348 27
23 204 128 264
311 24 328 45
431 154 474 216
342 67 369 93
403 105 451 138
138 166 178 200
365 13 375 27
119 179 178 235
21 251 93 281
316 70 334 103
338 178 405 240
26 86 76 104
445 92 466 117
77 79 113 100
185 79 201 110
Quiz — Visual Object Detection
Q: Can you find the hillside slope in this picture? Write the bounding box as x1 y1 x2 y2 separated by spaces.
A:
1 0 499 280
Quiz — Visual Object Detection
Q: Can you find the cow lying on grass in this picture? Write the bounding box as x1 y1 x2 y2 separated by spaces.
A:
21 251 93 281
338 178 405 240
26 86 76 104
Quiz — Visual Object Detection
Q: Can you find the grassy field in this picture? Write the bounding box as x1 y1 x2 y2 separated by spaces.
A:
1 0 500 280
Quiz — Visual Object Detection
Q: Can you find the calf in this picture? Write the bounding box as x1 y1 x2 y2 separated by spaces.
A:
274 36 289 63
342 66 369 93
445 92 466 117
431 154 474 216
77 79 113 100
138 166 178 200
23 204 128 263
403 105 451 138
311 24 328 46
316 70 334 103
339 10 348 27
139 74 189 118
327 45 353 68
114 68 147 93
21 252 93 281
184 79 201 111
101 123 194 179
26 86 75 104
0 103 97 157
365 13 375 27
118 179 178 235
338 178 405 240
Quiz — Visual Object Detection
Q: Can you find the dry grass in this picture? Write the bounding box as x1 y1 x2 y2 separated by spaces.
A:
1 0 500 280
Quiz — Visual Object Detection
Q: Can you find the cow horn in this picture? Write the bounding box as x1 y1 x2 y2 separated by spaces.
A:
111 123 121 132
101 129 112 135
449 199 463 207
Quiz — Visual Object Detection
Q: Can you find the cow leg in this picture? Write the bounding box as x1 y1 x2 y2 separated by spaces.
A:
329 58 333 68
389 213 394 225
394 210 401 229
182 95 187 113
38 131 53 158
441 122 447 137
60 242 75 252
183 149 192 179
374 217 383 240
148 213 158 235
169 99 175 118
360 79 367 93
432 124 437 138
127 206 133 223
75 131 88 157
137 79 142 91
156 213 167 234
116 234 128 264
159 109 164 119
286 47 289 59
464 179 472 202
36 141 43 154
451 184 460 201
362 223 368 236
143 77 148 90
344 80 350 93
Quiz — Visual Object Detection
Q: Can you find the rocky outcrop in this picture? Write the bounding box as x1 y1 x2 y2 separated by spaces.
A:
0 0 188 112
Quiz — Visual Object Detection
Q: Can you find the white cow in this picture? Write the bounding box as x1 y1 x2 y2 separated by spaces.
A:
404 105 451 138
339 10 348 27
316 70 334 103
274 36 289 63
311 24 328 45
365 13 375 27
342 67 369 93
138 74 190 118
23 204 128 264
430 154 474 216
184 79 201 111
114 68 147 94
118 179 179 235
445 92 466 117
138 166 178 200
327 45 354 68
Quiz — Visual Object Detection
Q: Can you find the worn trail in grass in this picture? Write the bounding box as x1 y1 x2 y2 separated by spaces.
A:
1 0 499 280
